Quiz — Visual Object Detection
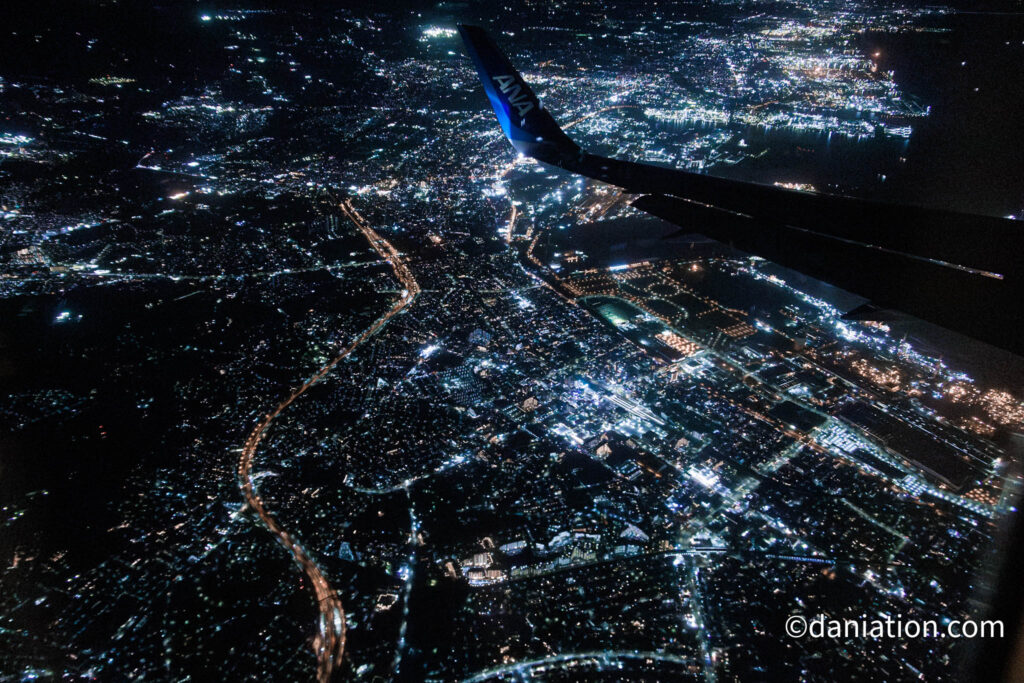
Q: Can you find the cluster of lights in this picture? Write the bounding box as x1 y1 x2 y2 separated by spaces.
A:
420 27 457 41
850 358 903 391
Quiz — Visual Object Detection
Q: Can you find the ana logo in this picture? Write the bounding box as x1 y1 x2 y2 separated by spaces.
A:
492 75 535 118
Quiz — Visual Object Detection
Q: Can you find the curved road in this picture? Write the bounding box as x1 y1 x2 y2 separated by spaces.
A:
461 650 697 683
238 198 419 682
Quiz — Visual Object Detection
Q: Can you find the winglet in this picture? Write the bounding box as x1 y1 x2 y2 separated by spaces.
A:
457 24 580 164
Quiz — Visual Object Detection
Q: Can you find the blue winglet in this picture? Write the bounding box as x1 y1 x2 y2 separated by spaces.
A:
458 24 580 163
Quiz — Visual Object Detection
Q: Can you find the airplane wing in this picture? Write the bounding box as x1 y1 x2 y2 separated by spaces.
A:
458 24 579 163
458 24 1024 357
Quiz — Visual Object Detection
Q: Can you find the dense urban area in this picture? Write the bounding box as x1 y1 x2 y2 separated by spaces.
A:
2 0 1023 681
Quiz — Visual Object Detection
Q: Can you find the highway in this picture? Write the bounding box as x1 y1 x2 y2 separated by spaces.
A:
461 650 698 683
237 198 419 682
684 557 718 683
